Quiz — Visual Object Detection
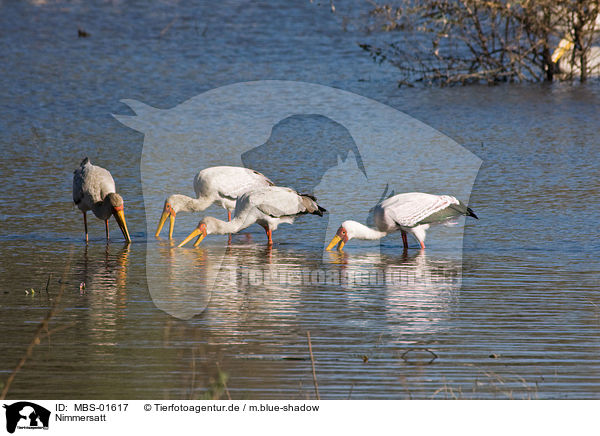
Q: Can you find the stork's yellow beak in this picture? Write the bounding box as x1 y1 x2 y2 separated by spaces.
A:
155 209 169 237
193 233 206 247
178 228 200 247
114 208 131 243
178 223 208 248
326 235 342 251
168 215 175 239
156 204 176 239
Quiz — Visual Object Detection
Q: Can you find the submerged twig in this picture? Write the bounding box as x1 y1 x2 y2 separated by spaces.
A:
216 362 231 400
44 273 52 295
307 331 320 400
39 321 77 343
347 383 355 400
189 347 196 400
160 17 178 37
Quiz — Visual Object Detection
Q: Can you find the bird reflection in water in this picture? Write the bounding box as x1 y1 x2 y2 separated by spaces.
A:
150 232 463 353
146 242 311 329
75 243 130 347
146 239 213 320
325 250 462 335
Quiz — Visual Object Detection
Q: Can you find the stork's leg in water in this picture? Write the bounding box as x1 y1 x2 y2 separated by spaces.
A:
261 224 273 246
266 228 273 246
227 210 232 245
105 220 110 241
401 230 408 250
419 240 425 250
83 211 88 242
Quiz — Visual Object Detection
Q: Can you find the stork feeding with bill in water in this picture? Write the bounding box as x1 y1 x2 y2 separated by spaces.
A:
178 186 326 247
326 192 477 252
155 166 274 239
73 157 131 243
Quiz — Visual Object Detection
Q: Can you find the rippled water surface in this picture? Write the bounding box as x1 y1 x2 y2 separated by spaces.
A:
1 1 599 399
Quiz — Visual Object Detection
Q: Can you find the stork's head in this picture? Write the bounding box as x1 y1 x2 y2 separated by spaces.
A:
326 221 368 251
326 220 359 251
106 193 131 243
177 217 220 247
155 196 178 238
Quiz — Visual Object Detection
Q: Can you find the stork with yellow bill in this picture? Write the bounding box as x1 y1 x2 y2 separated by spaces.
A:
178 186 326 247
326 192 477 251
156 166 273 239
73 157 131 243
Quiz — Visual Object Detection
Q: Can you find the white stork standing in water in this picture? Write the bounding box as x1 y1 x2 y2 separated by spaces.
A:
178 186 326 247
326 192 477 251
73 157 131 243
155 166 274 239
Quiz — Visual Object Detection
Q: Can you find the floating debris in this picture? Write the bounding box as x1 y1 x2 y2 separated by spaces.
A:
400 348 438 365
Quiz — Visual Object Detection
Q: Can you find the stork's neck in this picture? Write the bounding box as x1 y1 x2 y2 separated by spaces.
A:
171 195 214 214
346 221 388 241
205 214 250 235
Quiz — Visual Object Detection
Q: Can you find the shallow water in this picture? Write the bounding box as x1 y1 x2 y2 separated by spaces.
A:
1 1 599 399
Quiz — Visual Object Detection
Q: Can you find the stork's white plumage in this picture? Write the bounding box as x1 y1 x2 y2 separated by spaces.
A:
326 192 477 251
156 166 273 239
551 14 600 75
178 186 326 247
73 157 131 242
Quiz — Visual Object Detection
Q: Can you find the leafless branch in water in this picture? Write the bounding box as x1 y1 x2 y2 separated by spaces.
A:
361 0 600 85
